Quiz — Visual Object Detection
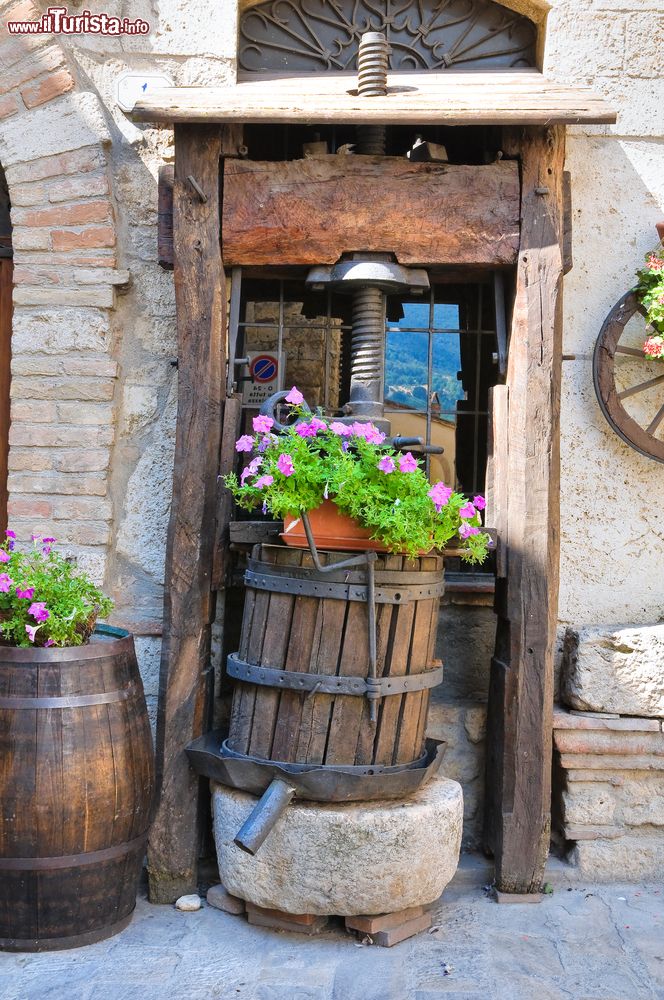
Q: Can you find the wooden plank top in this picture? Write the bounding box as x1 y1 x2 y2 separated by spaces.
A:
132 70 617 127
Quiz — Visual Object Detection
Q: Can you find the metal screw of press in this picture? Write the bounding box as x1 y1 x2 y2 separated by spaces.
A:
356 31 389 156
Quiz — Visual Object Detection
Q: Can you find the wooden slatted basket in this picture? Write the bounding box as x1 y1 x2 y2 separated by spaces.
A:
228 545 444 768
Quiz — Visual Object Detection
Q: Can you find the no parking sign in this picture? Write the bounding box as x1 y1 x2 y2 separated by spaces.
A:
242 351 284 407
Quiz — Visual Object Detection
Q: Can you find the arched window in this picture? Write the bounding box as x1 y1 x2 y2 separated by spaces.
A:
239 0 537 74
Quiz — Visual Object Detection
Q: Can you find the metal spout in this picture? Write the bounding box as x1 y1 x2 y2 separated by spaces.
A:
233 778 296 855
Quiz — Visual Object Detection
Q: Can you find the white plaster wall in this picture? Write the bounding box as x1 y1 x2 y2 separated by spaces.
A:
545 0 664 627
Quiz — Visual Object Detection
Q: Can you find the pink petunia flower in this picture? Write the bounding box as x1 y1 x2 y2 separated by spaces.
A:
31 534 41 543
647 254 664 271
378 456 395 474
329 422 352 437
44 639 56 648
42 537 56 544
459 503 477 519
235 435 254 453
0 550 9 564
16 586 35 600
28 602 50 623
472 495 487 511
254 475 274 490
25 624 40 643
285 386 304 406
398 452 418 473
6 530 16 539
277 453 295 477
0 573 13 593
5 530 15 551
240 457 262 484
459 523 480 539
428 482 453 512
252 415 274 434
351 422 385 445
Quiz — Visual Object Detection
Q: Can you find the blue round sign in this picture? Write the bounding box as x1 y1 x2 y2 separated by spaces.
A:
251 354 278 383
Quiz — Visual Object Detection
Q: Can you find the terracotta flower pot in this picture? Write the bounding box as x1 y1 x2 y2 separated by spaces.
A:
282 499 391 553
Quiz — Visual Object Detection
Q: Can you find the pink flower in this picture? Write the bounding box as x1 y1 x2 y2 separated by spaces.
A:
42 537 56 544
296 418 326 438
398 452 418 473
25 624 40 643
254 475 274 490
257 434 277 453
16 586 34 600
351 422 385 445
285 386 304 406
647 254 664 271
644 336 664 359
458 523 480 539
329 421 352 437
378 456 395 474
28 601 50 623
31 534 41 543
0 573 13 593
459 503 476 519
6 530 16 539
472 495 487 511
235 435 254 453
240 457 262 484
0 550 9 563
252 415 274 434
428 482 453 512
277 453 295 477
5 530 15 551
44 639 55 648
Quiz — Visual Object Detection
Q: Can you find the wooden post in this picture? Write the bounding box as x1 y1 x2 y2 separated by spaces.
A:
147 125 225 903
484 125 566 894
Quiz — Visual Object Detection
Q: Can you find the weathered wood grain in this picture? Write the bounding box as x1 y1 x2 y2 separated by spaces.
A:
132 70 617 127
484 125 565 895
157 165 174 270
222 157 520 267
0 259 11 535
147 125 225 904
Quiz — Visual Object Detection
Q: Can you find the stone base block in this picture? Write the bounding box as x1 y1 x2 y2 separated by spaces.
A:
561 624 664 718
211 775 463 917
571 835 664 881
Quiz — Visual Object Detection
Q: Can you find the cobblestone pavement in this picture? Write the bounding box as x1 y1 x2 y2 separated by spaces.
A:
1 858 662 1000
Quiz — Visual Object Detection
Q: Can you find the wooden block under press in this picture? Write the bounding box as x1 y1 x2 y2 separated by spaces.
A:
371 911 432 947
345 905 426 935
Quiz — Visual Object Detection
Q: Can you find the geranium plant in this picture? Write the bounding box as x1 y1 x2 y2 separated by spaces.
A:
0 532 113 647
635 246 664 360
225 388 490 562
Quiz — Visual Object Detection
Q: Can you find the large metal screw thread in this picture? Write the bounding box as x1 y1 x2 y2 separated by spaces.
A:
349 285 385 417
356 31 388 156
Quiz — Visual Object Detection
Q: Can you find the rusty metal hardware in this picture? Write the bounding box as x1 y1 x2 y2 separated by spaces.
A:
186 175 207 202
226 653 444 697
244 566 445 603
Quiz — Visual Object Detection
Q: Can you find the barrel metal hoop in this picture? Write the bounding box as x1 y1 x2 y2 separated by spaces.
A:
244 568 444 605
248 556 444 588
0 683 137 710
227 653 443 697
0 832 148 871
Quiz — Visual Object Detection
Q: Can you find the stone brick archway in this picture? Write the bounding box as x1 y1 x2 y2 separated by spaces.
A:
0 0 123 581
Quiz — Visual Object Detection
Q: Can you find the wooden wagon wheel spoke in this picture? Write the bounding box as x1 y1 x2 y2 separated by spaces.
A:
593 290 664 464
647 402 664 435
617 372 664 401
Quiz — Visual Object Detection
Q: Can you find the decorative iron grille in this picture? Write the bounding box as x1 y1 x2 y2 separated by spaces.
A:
239 0 537 73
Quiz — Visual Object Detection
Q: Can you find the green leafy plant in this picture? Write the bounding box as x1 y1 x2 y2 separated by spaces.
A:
225 388 490 562
0 532 113 647
635 246 664 359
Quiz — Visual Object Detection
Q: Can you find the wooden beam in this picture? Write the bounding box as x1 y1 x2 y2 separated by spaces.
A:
484 124 565 894
222 157 520 267
147 124 225 903
131 70 617 127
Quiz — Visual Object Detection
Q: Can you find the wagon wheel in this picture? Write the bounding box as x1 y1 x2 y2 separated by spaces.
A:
593 290 664 464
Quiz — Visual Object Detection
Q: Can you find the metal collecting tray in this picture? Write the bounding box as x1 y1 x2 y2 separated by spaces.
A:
186 730 446 803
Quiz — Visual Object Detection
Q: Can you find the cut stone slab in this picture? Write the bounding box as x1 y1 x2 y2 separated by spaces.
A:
206 884 245 915
561 625 664 718
212 774 463 917
570 834 664 881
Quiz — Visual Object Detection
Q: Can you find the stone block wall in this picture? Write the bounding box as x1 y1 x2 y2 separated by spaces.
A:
553 709 664 880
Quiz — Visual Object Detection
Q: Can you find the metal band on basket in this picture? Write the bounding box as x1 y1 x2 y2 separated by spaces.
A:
244 566 445 604
226 652 444 698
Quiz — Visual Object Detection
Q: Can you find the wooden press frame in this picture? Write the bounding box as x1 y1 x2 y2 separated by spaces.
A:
142 118 570 902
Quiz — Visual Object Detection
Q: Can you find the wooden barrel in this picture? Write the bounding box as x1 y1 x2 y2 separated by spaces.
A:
0 625 155 951
228 546 444 768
